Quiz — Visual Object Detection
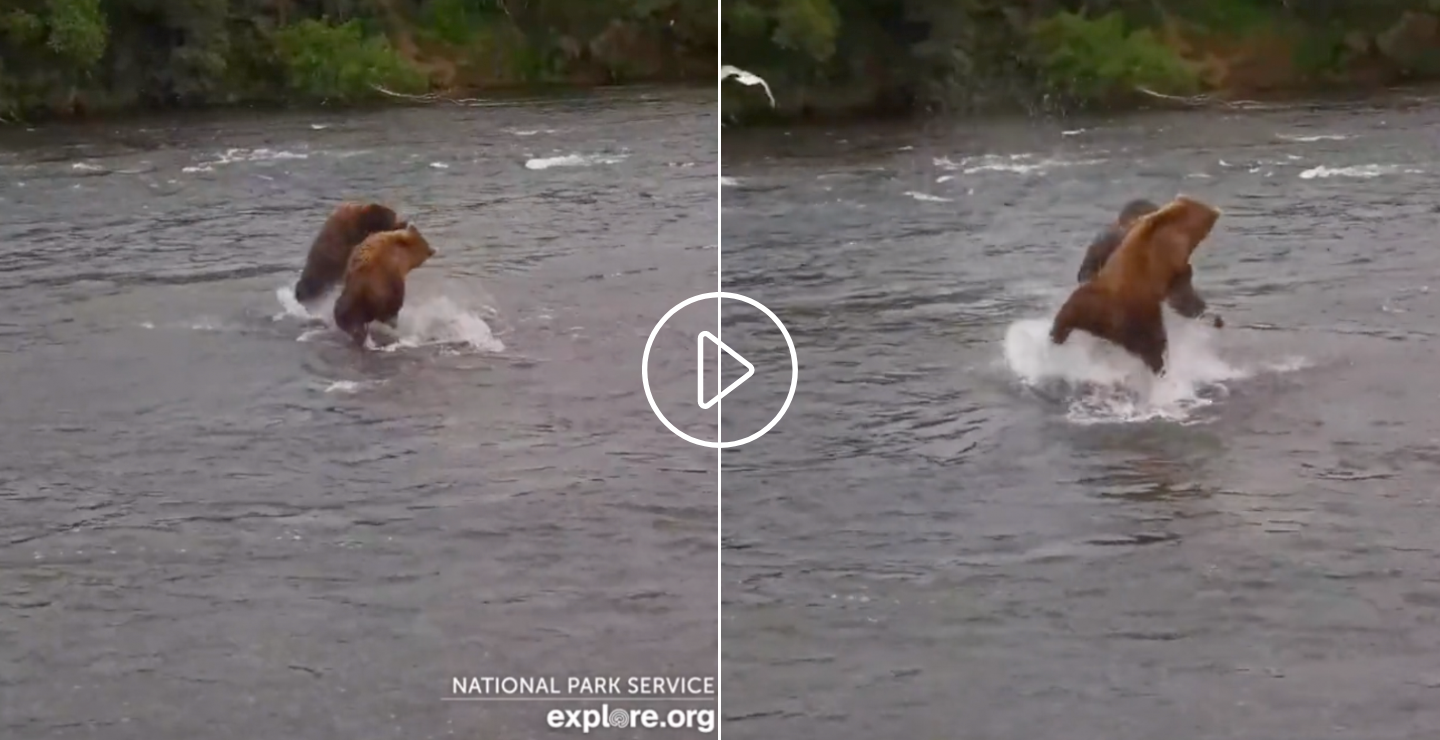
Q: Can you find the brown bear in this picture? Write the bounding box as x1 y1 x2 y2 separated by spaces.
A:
332 224 436 347
1076 198 1223 329
1049 195 1222 376
293 202 408 306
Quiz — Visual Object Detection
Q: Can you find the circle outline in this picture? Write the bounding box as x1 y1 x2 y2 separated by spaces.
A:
641 291 798 449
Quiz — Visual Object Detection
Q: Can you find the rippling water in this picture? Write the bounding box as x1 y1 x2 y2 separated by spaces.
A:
721 92 1440 739
0 88 717 738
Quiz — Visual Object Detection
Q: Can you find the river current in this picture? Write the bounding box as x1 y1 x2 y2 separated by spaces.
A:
0 88 717 739
721 91 1440 740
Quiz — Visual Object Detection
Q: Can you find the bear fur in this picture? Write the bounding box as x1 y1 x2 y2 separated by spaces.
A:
1076 198 1222 328
332 224 436 347
294 202 408 306
1050 195 1222 376
1075 198 1158 283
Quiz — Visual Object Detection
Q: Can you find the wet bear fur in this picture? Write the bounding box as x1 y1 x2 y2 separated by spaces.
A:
1076 198 1222 328
293 202 408 305
1050 195 1222 376
332 224 436 347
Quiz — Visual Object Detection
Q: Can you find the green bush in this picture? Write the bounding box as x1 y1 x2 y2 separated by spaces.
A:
1291 26 1348 79
272 19 427 101
420 0 505 47
1028 11 1200 104
1167 0 1275 35
44 0 108 71
1 9 46 47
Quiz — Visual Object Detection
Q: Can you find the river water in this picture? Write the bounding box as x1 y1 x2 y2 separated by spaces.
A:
0 88 717 738
721 92 1440 739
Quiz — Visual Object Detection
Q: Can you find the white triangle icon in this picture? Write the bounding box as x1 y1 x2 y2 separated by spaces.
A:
697 330 754 410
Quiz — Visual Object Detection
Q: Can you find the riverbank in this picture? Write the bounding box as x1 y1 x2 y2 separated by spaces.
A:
0 0 714 122
720 1 1440 125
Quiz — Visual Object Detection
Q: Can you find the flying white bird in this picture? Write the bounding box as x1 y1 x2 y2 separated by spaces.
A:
720 65 776 108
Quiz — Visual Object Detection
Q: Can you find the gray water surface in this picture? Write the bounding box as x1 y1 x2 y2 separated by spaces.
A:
0 89 717 739
721 93 1440 739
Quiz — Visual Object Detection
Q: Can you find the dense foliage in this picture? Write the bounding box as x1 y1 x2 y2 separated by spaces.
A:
721 0 1440 121
0 0 716 119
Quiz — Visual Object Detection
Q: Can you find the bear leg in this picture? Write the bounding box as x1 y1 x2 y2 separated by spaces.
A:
293 273 333 305
295 240 356 305
1051 284 1107 345
332 290 374 347
374 276 407 329
1165 265 1209 319
344 322 371 347
1118 306 1168 376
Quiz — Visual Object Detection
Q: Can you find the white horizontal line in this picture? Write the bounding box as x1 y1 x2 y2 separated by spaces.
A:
442 697 715 702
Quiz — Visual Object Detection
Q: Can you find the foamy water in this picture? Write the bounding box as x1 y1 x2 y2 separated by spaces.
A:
182 147 310 173
1276 133 1350 142
723 92 1440 740
524 153 627 170
1003 312 1306 425
323 380 370 394
934 153 1107 176
1299 164 1422 179
272 279 505 356
921 131 1383 186
904 191 952 202
0 89 719 740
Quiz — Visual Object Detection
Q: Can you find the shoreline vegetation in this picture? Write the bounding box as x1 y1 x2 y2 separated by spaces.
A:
721 0 1440 125
0 0 714 123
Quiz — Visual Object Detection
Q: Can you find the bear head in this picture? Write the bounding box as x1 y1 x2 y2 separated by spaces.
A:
1126 194 1221 272
391 223 436 272
1116 198 1159 229
354 202 404 235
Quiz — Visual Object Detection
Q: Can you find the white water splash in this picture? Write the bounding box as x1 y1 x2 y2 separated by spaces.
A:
1003 313 1305 424
904 191 952 202
720 176 739 187
524 153 626 170
935 153 1106 176
273 280 505 354
1276 133 1349 142
1299 164 1420 179
183 148 309 173
379 295 505 353
274 284 322 322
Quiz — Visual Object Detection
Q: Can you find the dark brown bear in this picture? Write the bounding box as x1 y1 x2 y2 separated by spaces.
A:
293 202 407 306
1076 198 1223 329
332 224 436 347
1050 195 1222 376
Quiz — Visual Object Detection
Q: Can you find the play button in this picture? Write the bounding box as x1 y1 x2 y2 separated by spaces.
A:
696 330 753 410
642 291 798 449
